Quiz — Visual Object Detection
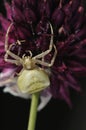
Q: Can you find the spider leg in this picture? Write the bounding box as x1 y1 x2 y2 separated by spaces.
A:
16 40 26 45
33 23 54 59
4 50 22 65
5 23 13 51
4 53 21 65
4 57 20 65
35 45 57 67
6 50 22 61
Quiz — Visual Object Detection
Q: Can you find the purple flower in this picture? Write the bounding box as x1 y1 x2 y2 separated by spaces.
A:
0 0 86 109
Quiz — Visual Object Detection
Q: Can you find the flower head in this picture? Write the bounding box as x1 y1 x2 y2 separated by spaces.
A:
0 0 86 109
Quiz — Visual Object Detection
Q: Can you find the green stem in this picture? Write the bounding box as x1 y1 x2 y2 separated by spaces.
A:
27 93 40 130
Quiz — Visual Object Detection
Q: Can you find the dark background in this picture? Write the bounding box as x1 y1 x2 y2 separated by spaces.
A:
0 0 86 130
1 80 86 130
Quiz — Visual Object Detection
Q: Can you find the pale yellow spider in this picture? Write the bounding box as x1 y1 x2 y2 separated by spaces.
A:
4 22 57 94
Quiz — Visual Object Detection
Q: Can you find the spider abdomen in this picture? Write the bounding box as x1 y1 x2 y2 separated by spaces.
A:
17 69 50 94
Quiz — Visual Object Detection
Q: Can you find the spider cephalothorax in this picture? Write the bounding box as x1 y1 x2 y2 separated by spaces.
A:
4 22 57 94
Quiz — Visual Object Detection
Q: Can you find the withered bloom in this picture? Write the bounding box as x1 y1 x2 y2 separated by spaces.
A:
0 0 86 109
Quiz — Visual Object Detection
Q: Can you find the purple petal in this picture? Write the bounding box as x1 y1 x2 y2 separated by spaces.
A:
12 6 25 23
58 83 72 107
38 0 53 18
65 72 81 91
24 7 37 24
0 14 10 31
27 0 36 7
71 0 81 13
67 60 86 75
52 8 65 26
70 6 85 30
4 2 12 20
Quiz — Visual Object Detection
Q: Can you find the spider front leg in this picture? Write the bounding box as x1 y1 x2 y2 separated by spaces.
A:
5 23 13 51
4 49 22 66
5 22 25 66
35 45 57 67
33 23 54 60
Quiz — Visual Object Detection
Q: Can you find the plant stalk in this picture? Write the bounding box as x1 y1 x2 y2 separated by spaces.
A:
27 92 40 130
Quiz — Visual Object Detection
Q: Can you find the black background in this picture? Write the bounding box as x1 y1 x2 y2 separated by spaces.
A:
0 0 86 130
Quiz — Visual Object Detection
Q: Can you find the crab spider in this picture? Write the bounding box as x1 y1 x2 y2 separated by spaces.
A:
4 22 57 94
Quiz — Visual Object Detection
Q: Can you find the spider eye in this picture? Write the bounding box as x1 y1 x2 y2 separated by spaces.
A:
17 69 50 94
